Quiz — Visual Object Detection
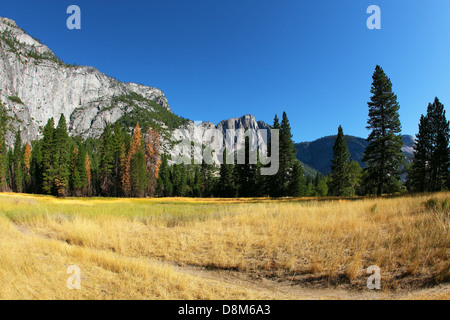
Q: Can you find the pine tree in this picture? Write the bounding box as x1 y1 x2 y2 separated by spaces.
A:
234 130 261 197
218 148 236 197
200 159 215 197
30 140 43 194
411 97 450 192
362 66 404 195
172 164 187 197
23 141 31 192
41 118 55 194
144 127 162 197
112 122 125 197
123 123 143 197
348 160 363 196
427 98 449 191
13 129 23 193
156 154 172 197
129 150 147 197
0 102 8 191
53 115 71 197
99 124 114 196
268 114 281 196
329 126 351 196
7 149 13 190
411 114 430 192
85 153 92 196
288 160 305 196
316 175 329 197
70 147 87 196
270 112 297 197
191 165 202 197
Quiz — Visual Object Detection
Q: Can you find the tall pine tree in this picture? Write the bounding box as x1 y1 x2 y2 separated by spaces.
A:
99 124 115 196
0 102 8 191
23 141 31 193
41 118 55 194
218 147 236 197
12 129 23 193
362 65 404 195
411 97 450 192
53 115 71 197
123 123 143 197
329 126 351 196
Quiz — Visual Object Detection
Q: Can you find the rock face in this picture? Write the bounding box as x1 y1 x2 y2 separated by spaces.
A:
0 17 274 165
168 114 271 165
0 17 170 144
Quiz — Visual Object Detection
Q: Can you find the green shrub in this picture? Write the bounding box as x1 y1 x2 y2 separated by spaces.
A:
8 96 23 104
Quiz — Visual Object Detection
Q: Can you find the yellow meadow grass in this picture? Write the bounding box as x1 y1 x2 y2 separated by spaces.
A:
0 192 448 299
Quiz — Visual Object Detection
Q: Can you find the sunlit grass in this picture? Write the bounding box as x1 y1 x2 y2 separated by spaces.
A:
0 192 448 299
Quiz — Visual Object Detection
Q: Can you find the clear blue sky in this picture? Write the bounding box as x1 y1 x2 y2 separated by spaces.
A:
1 0 449 142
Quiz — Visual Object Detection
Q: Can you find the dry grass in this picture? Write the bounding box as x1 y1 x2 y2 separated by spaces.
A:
0 192 449 299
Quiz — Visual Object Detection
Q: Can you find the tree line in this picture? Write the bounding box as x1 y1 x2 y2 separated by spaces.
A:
0 65 449 197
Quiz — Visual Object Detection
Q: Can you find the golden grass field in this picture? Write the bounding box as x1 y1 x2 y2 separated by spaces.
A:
0 192 448 300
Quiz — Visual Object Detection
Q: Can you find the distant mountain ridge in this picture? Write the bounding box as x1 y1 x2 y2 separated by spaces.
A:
295 135 415 175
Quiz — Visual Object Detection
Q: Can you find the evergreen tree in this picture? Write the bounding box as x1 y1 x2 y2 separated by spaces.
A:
268 114 282 196
123 123 143 197
30 140 43 194
12 129 23 193
411 97 450 192
411 114 429 192
0 102 8 191
70 147 87 196
329 126 351 196
53 114 71 197
305 181 316 197
362 65 404 195
191 165 202 197
144 127 162 197
348 160 363 196
23 141 31 192
129 150 147 197
99 124 114 196
172 164 187 197
85 153 92 196
234 130 261 197
112 122 125 197
7 149 13 190
200 159 215 197
278 112 297 196
288 160 306 196
316 175 329 197
218 148 236 197
41 118 55 194
156 154 172 196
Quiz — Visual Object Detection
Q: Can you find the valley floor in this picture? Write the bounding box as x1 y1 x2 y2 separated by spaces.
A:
0 193 448 300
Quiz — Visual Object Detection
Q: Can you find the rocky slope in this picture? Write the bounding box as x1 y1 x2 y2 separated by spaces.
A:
0 17 272 166
0 17 170 144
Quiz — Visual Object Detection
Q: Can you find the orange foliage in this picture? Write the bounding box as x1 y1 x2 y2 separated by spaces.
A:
145 127 162 196
122 123 142 197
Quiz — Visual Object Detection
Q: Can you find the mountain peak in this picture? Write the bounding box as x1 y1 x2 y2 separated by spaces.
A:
0 16 172 145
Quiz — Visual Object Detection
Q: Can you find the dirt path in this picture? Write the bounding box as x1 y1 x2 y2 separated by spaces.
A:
151 259 450 300
12 222 449 300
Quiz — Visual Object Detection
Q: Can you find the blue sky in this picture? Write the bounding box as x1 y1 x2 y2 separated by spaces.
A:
1 0 449 142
